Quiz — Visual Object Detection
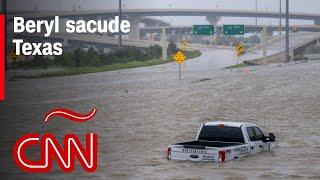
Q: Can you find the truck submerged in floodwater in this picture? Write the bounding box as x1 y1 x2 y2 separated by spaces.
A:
167 121 276 162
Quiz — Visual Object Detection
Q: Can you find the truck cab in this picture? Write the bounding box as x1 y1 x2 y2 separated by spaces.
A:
167 121 276 162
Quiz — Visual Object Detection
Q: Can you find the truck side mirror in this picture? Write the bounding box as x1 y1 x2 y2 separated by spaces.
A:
268 133 275 142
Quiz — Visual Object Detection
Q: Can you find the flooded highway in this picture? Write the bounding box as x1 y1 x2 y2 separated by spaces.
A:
0 49 320 179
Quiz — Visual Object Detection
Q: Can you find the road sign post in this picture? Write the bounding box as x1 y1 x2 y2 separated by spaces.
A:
223 25 245 35
193 25 214 35
173 51 186 80
179 63 181 80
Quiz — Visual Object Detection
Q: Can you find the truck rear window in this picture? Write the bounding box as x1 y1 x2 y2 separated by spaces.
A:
198 126 245 143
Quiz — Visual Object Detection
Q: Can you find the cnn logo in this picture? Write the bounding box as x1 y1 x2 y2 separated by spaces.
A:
13 108 99 173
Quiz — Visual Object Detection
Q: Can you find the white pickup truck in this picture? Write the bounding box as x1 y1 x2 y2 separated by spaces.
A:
167 121 276 162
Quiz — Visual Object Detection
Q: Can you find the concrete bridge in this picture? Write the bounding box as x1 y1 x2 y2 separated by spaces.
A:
243 32 320 63
140 25 320 41
8 9 320 25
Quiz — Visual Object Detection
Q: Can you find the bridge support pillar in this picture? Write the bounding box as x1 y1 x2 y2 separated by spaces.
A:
161 27 168 60
206 16 220 44
59 18 67 33
63 39 69 46
96 16 103 36
262 26 268 60
129 19 140 40
314 18 320 26
317 38 320 46
267 30 274 37
148 33 155 41
206 16 220 25
290 49 294 61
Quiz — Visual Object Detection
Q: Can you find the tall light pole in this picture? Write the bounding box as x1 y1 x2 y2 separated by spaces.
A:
2 0 6 57
285 0 289 62
255 0 258 44
279 0 282 35
255 0 258 26
118 0 122 50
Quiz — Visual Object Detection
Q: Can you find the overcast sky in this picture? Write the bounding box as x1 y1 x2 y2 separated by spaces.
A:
7 0 320 25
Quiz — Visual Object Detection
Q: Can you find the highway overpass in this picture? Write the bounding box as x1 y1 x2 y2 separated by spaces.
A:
243 32 320 63
140 25 320 35
8 9 320 24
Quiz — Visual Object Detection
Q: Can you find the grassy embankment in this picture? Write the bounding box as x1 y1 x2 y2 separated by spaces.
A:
15 50 201 79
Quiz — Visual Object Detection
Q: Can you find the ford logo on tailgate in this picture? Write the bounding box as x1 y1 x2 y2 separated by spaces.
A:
190 154 199 159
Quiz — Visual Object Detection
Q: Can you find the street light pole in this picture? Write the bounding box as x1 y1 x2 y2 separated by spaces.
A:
285 0 289 62
255 0 258 44
118 0 122 50
2 0 6 43
255 0 258 26
279 0 282 35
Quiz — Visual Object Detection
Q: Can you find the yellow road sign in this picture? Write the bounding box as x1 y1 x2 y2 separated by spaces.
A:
182 40 188 51
173 51 186 64
9 49 19 61
235 44 245 57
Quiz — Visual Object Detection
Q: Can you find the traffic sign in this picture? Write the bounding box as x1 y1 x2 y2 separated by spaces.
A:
9 49 18 61
236 44 244 53
173 51 186 64
236 44 245 57
173 51 186 80
235 43 245 65
182 40 188 51
193 25 214 35
223 25 245 35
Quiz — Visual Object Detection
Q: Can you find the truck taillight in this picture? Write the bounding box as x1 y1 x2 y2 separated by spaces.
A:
219 150 226 162
167 147 171 160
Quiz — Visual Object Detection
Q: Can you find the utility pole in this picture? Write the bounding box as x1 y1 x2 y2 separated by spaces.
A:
118 0 122 50
279 0 282 35
285 0 289 62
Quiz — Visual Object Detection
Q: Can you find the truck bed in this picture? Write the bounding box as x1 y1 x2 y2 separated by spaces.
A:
174 140 244 149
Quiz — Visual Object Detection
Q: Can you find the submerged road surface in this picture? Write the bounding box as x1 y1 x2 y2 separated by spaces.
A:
0 49 320 179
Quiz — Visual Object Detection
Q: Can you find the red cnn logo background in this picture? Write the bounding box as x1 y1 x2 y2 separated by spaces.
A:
0 14 4 101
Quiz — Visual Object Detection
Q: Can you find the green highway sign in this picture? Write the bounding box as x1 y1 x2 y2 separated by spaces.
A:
223 25 245 35
193 25 214 35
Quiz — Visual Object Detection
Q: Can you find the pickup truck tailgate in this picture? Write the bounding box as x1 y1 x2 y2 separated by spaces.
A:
169 145 219 161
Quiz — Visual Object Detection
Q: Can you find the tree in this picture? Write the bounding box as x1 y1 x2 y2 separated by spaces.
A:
74 48 85 67
85 47 101 66
146 44 162 59
167 41 178 56
54 51 75 67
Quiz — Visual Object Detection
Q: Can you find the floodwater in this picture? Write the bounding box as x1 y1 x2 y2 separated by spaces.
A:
0 49 320 179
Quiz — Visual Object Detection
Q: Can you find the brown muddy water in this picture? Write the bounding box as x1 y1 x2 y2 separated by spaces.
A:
0 50 320 179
